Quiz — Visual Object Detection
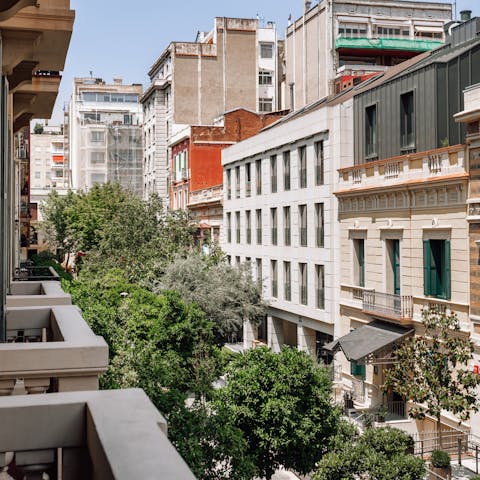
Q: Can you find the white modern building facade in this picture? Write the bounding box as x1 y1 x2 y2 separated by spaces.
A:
69 77 143 195
222 95 353 359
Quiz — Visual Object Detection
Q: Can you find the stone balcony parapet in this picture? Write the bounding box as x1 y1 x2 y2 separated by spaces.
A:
7 281 72 307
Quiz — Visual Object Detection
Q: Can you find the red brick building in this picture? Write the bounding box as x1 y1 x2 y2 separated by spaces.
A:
170 108 287 243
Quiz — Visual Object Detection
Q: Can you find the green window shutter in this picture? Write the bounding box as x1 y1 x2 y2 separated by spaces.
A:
444 240 451 300
350 360 366 379
423 240 431 296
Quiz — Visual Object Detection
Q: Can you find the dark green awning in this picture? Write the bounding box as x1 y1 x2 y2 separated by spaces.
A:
323 321 413 362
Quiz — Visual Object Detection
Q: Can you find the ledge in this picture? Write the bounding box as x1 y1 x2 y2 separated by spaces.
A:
7 281 72 307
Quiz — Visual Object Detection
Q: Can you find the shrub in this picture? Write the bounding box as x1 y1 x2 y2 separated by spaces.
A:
431 450 451 468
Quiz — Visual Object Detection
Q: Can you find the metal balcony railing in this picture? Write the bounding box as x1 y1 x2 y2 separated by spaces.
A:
363 290 413 320
14 266 60 282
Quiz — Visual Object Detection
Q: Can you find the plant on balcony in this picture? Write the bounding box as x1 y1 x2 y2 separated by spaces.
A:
384 307 480 448
313 426 425 480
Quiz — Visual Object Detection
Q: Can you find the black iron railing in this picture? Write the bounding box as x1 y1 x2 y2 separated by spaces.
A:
14 266 59 281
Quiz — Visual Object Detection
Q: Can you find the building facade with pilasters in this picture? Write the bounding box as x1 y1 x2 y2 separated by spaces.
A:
221 95 353 360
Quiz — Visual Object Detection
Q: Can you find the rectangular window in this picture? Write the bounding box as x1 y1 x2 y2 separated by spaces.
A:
338 23 368 37
84 112 100 122
90 151 105 164
315 141 324 185
226 169 231 200
90 131 105 143
283 206 291 246
256 209 262 244
90 173 105 184
315 265 325 309
245 163 251 197
350 360 366 379
354 239 365 287
34 171 41 179
236 256 241 266
299 204 307 247
283 151 291 191
246 210 251 244
256 160 262 195
387 239 401 295
365 105 377 159
400 91 415 150
284 261 291 301
259 70 273 85
316 331 334 365
299 146 307 188
256 258 263 287
235 166 240 198
236 211 241 243
227 213 232 243
270 155 277 193
259 98 273 113
271 208 278 246
260 43 274 58
289 83 295 111
299 263 308 305
315 203 324 248
271 260 278 298
423 239 451 299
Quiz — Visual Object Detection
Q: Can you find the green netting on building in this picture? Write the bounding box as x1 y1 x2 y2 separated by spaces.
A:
335 37 443 52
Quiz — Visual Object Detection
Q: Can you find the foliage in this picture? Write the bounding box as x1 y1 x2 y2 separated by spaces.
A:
430 450 451 468
384 307 480 443
216 346 340 479
314 426 425 480
159 253 267 343
41 183 196 283
33 123 44 134
30 251 72 281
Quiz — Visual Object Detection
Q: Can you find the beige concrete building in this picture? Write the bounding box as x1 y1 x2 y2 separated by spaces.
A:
142 17 281 203
285 0 451 110
69 77 143 195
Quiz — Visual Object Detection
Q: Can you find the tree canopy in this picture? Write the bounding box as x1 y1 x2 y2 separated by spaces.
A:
384 307 480 444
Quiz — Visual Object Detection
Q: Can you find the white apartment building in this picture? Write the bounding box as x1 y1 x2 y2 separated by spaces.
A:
69 77 143 195
222 93 353 358
142 17 281 203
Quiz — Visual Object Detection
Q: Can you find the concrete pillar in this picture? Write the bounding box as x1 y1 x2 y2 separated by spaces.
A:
57 376 99 393
297 324 316 357
268 316 284 353
243 320 256 351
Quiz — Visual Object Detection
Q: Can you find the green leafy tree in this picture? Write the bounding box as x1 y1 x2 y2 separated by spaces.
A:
216 346 339 479
314 426 424 480
160 253 267 343
33 123 44 134
384 307 480 447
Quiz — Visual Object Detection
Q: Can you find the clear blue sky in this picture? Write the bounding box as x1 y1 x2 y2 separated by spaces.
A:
49 0 479 124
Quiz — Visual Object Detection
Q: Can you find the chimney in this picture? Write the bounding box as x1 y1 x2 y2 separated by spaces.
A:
460 10 472 22
305 1 312 13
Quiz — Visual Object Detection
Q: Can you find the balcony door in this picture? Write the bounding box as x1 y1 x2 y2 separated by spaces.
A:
387 239 400 295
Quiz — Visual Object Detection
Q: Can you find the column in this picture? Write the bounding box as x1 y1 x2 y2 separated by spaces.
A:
268 315 284 353
297 324 316 357
243 319 256 351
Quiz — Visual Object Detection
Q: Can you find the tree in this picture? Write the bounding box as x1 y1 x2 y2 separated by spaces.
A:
33 122 44 134
215 346 340 479
384 307 480 447
313 426 425 480
159 253 267 343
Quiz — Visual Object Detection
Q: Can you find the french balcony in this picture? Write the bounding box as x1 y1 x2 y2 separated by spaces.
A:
0 389 196 479
0 305 108 396
7 281 71 307
363 290 413 325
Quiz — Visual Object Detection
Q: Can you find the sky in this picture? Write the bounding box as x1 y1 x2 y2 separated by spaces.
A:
49 0 480 124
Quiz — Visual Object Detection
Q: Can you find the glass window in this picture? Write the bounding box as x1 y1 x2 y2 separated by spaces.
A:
365 105 377 159
298 146 307 188
91 151 105 164
400 91 415 150
354 239 365 287
90 131 105 143
260 43 274 58
245 163 251 197
259 98 273 112
283 206 291 246
315 265 325 309
226 169 231 200
271 260 278 298
299 263 308 305
227 213 232 243
256 258 263 287
283 151 291 191
315 141 324 185
299 204 307 247
259 70 273 85
256 209 262 244
246 210 251 244
236 211 241 243
271 208 277 246
338 23 367 37
256 160 262 195
270 155 277 193
235 166 240 198
284 261 291 301
315 203 324 248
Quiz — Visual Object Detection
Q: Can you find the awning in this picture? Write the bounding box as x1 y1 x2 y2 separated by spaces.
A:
323 321 414 362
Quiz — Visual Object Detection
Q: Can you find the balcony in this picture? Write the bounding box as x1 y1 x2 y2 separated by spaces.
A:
335 36 443 53
0 389 196 479
13 266 60 281
7 281 71 307
188 185 223 207
1 305 108 395
363 290 413 325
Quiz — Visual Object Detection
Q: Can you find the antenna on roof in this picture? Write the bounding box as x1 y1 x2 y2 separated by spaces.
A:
89 70 93 78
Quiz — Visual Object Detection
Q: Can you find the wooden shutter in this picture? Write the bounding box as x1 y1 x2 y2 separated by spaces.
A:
423 240 431 296
444 240 451 300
